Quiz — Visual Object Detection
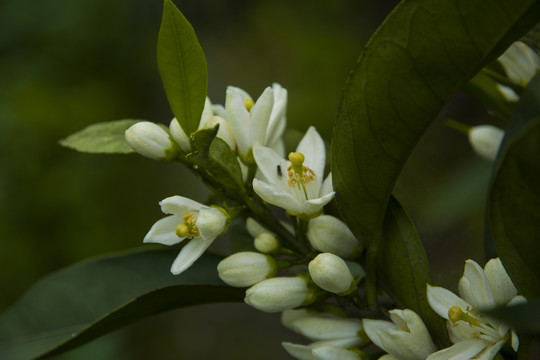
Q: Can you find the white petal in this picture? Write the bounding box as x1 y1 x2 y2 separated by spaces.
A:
253 145 290 190
297 126 326 188
271 138 286 157
250 87 274 147
511 329 519 352
170 237 214 275
281 309 312 328
225 86 251 155
427 284 471 320
143 215 185 246
321 173 333 197
201 115 237 152
212 104 227 119
253 178 302 214
362 319 397 351
200 97 214 125
265 83 287 147
302 192 336 215
309 337 363 349
484 258 517 306
169 118 191 153
459 260 495 308
282 342 318 360
426 339 489 360
287 313 362 341
312 346 360 360
196 207 227 240
474 340 505 360
159 196 204 216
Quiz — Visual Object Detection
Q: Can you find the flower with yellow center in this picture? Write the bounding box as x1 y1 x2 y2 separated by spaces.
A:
143 196 228 275
426 258 525 360
252 126 334 217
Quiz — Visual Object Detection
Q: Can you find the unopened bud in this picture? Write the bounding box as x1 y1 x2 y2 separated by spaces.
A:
254 233 281 254
218 251 277 287
244 276 314 313
309 253 354 294
468 125 504 161
169 118 191 153
307 215 362 259
125 121 179 161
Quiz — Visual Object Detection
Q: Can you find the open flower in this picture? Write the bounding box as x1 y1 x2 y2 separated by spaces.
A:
253 126 334 217
281 309 365 360
363 309 436 360
143 196 228 275
427 258 525 360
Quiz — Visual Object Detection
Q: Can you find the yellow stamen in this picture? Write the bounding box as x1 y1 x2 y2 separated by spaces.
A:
244 98 254 111
448 306 480 327
176 213 200 239
286 152 316 200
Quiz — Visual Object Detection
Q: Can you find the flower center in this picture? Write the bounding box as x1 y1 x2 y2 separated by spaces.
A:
448 306 501 342
176 212 200 239
287 152 316 199
244 98 254 112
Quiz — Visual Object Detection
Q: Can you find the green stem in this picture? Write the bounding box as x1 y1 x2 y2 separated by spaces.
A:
482 68 525 93
445 118 471 135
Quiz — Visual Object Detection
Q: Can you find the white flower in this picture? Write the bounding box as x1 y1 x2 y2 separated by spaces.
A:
143 196 228 275
225 85 275 163
281 309 364 360
363 309 436 360
312 346 360 360
217 251 277 287
125 121 180 161
468 125 504 161
252 126 335 216
498 41 540 86
307 215 362 259
308 253 354 294
244 276 314 313
169 97 236 153
426 258 525 360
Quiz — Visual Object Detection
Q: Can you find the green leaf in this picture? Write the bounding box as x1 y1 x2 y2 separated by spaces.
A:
0 248 243 360
332 0 540 248
377 197 448 345
157 0 207 136
489 73 540 299
59 119 141 154
187 126 244 194
483 300 540 333
462 70 517 121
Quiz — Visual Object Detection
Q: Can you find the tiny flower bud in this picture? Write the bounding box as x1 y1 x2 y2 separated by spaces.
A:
309 253 354 294
218 251 277 287
468 125 504 161
125 121 179 161
169 117 191 153
307 215 362 259
254 232 281 254
244 276 314 313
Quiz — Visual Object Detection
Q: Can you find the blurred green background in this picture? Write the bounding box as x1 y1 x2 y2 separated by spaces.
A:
0 0 502 358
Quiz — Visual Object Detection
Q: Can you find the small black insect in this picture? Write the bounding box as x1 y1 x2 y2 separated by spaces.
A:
277 165 282 177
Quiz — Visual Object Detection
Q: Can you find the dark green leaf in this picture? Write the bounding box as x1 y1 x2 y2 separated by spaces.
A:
332 0 540 248
378 197 448 345
59 119 141 154
483 300 540 333
462 70 517 121
489 74 540 299
0 248 243 360
157 0 207 136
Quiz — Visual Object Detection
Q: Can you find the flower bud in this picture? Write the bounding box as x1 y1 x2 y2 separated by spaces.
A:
307 215 362 259
125 121 179 161
468 125 504 161
244 276 314 313
498 41 540 86
308 253 354 294
200 115 237 151
169 117 191 153
217 251 277 287
254 232 281 254
312 346 361 360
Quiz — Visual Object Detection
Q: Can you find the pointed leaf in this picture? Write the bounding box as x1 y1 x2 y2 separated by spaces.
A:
483 300 540 334
157 0 207 136
489 73 540 298
59 119 141 154
0 248 243 360
332 0 540 247
378 197 448 345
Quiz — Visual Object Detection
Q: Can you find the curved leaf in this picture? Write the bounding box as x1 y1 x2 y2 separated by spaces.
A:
0 248 243 360
59 119 141 154
332 0 540 247
489 74 540 299
157 0 207 136
483 300 540 334
378 197 448 345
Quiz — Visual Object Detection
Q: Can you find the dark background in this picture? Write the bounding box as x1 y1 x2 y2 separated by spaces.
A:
0 0 499 358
